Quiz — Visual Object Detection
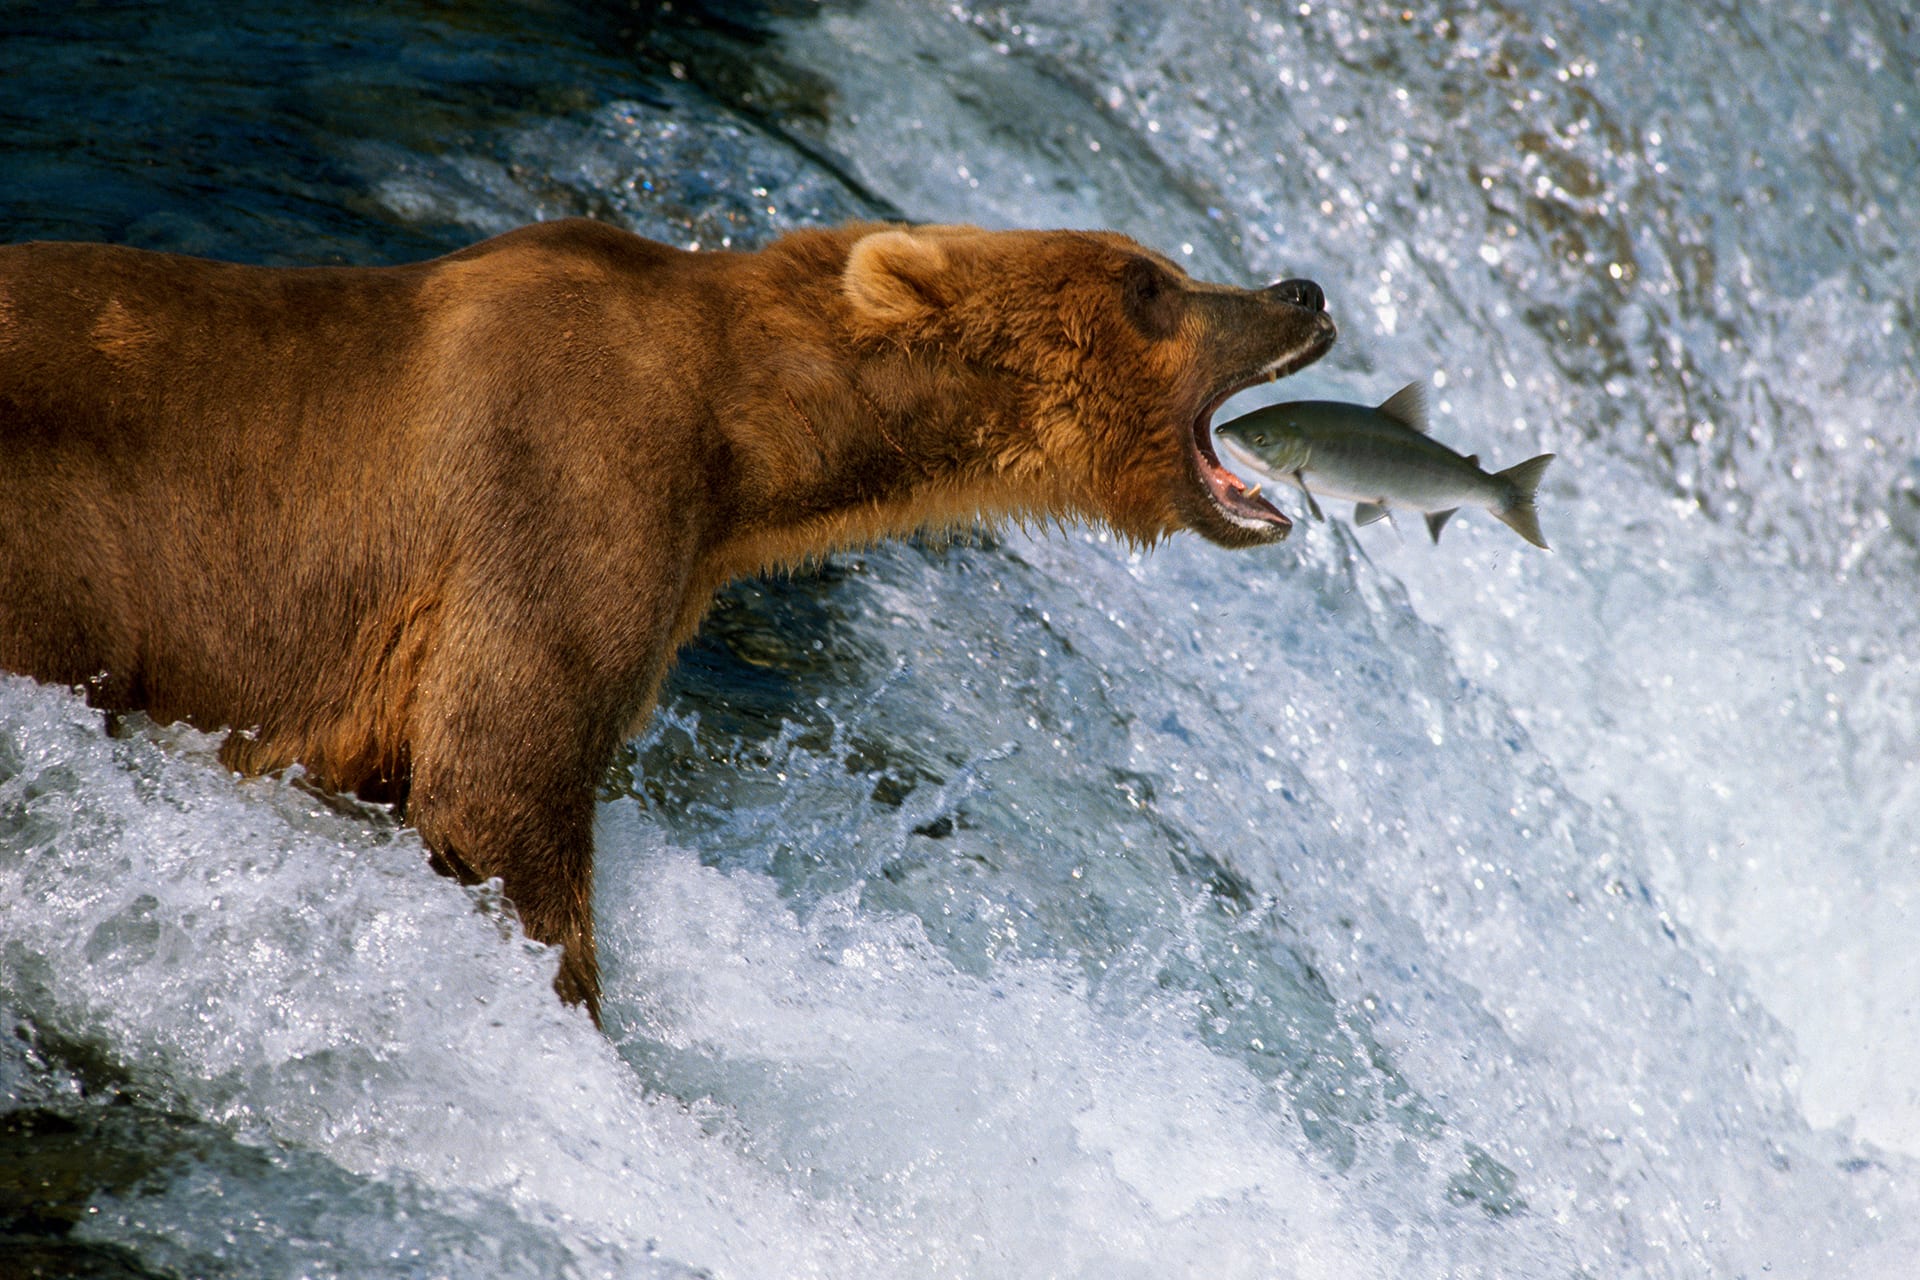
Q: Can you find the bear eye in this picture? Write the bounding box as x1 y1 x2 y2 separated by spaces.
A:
1120 258 1181 340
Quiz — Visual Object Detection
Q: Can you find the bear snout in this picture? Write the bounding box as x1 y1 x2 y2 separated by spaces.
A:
1265 278 1326 313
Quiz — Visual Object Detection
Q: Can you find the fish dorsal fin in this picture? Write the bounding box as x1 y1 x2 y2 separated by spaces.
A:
1464 454 1480 468
1376 381 1428 433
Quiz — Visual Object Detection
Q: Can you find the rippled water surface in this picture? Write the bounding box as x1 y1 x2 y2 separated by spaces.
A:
3 2 1918 1276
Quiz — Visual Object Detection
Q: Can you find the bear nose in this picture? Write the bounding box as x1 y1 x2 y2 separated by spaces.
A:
1266 278 1325 312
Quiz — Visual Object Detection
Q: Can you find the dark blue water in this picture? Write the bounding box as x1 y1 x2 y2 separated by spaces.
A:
4 2 1918 1276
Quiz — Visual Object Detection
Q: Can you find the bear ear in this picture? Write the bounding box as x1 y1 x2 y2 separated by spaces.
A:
843 227 970 329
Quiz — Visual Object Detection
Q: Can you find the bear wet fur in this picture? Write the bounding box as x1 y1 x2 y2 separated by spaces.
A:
0 218 1335 1022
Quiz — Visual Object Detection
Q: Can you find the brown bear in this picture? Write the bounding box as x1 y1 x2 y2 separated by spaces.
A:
0 218 1334 1023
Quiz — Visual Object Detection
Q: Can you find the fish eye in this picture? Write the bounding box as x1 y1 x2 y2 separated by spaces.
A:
1252 433 1267 445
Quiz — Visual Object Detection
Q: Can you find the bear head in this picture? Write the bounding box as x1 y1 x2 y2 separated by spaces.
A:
839 224 1336 548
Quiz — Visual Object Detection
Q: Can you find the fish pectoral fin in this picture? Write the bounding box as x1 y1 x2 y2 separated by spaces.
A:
1354 502 1391 526
1291 472 1326 521
1425 508 1459 543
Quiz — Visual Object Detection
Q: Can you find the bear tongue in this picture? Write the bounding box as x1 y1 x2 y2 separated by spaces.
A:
1199 449 1291 529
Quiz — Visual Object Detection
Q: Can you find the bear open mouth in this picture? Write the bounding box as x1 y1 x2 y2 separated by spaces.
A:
1184 313 1335 539
1189 377 1292 534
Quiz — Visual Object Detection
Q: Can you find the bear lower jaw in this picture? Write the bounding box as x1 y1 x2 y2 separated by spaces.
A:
1190 453 1293 543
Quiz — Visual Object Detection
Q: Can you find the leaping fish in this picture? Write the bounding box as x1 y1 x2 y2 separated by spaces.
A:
1211 382 1554 548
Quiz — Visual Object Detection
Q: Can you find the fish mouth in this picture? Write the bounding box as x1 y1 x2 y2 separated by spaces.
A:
1183 330 1334 545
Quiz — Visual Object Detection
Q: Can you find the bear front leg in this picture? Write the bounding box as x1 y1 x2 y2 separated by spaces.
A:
404 668 619 1026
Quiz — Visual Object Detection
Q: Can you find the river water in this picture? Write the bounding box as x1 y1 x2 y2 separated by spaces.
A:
2 1 1917 1276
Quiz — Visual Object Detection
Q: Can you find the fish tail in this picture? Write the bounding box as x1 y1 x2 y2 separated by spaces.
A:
1492 453 1554 549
